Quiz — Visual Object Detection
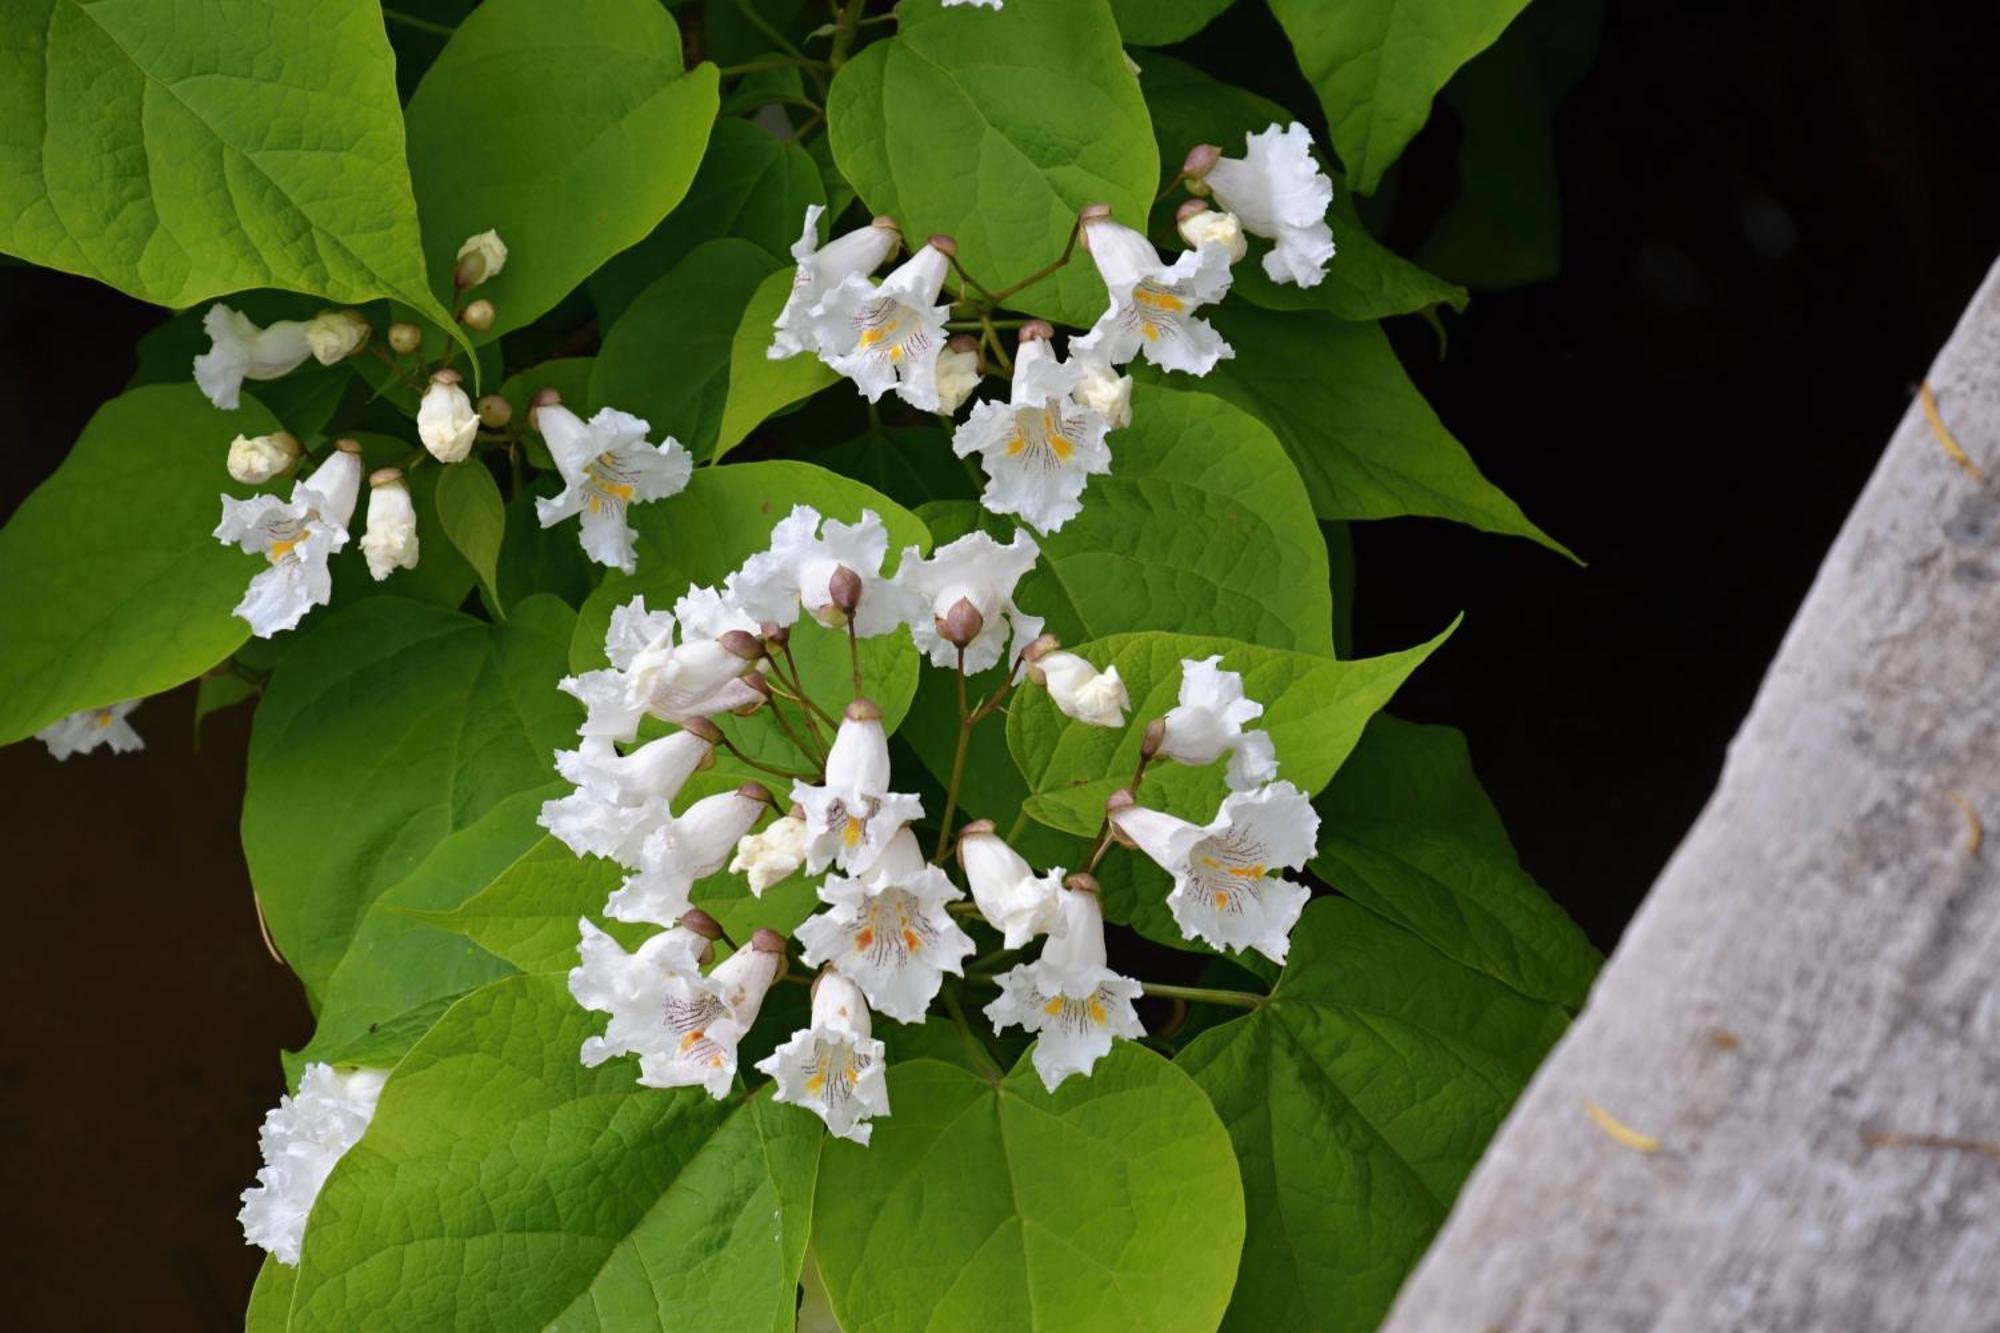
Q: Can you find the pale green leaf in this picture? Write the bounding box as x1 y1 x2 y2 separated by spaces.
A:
716 267 840 460
432 459 506 608
1109 0 1237 47
430 833 626 977
245 1255 295 1333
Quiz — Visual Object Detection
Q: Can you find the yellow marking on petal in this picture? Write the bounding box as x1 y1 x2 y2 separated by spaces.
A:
1134 289 1186 313
844 1068 859 1086
858 328 887 349
843 816 864 848
887 345 903 362
95 713 115 728
1049 433 1074 461
1141 322 1160 341
602 481 634 502
1226 864 1268 878
267 537 301 562
1584 1101 1661 1154
902 928 921 953
805 1073 826 1094
709 1055 724 1067
1213 891 1231 910
1005 435 1026 457
1198 855 1224 870
1088 998 1107 1025
587 495 602 514
855 928 875 951
1043 997 1066 1017
679 1030 705 1053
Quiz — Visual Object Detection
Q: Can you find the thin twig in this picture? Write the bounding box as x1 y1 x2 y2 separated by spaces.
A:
934 646 973 862
382 6 455 38
1920 381 1985 480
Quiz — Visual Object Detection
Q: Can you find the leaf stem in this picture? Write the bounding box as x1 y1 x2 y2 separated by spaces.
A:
986 216 1085 306
933 646 973 862
382 7 455 38
829 0 869 68
846 618 865 699
776 641 838 733
941 984 1003 1082
1139 981 1264 1010
719 54 829 78
715 728 817 782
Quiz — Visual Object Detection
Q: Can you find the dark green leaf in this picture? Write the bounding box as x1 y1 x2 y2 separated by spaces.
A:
432 460 507 608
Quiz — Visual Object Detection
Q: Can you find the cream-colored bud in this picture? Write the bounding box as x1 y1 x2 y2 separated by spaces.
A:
476 394 512 429
304 309 370 365
933 337 981 415
459 298 496 332
454 230 508 288
226 432 302 485
417 375 479 463
1177 202 1247 264
386 321 424 355
359 470 419 582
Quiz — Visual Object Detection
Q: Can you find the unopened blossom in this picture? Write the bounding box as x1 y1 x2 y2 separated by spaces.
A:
359 468 418 582
984 880 1143 1092
417 373 478 463
1073 355 1133 430
226 431 302 485
238 1063 388 1265
1187 124 1337 288
791 700 924 876
539 729 715 866
1110 781 1318 964
559 591 764 741
942 0 1002 7
605 784 769 926
534 402 693 573
731 808 808 895
36 700 144 760
813 238 953 411
725 505 914 637
194 304 313 410
455 229 508 288
1070 211 1234 376
1155 655 1278 790
953 327 1113 534
304 308 370 365
757 970 890 1145
894 528 1044 674
213 442 363 637
637 932 789 1096
932 336 982 415
956 820 1063 948
1176 202 1248 265
769 206 901 359
1025 641 1128 728
797 828 975 1022
569 915 716 1068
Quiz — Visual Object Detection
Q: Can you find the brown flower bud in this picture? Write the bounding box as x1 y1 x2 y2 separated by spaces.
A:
737 781 773 805
750 928 789 978
719 629 766 662
528 385 561 431
368 466 403 487
1181 143 1223 182
735 674 774 714
476 394 512 429
459 298 496 332
680 908 725 940
926 233 957 257
430 367 463 387
844 697 882 723
1078 202 1114 225
759 620 791 649
955 819 997 864
828 565 864 615
1018 320 1055 344
937 597 984 650
680 716 724 745
386 321 423 354
1104 789 1138 847
333 438 362 455
1140 717 1167 760
1063 871 1101 897
1176 198 1216 225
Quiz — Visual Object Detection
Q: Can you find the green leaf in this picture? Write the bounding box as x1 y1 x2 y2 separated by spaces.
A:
1312 716 1600 1008
814 423 978 511
245 1255 296 1333
1008 625 1452 837
430 834 625 977
1137 53 1466 321
1184 304 1572 555
495 480 598 612
591 238 784 460
289 975 820 1333
0 384 279 745
1268 0 1533 195
812 1046 1244 1333
716 267 841 460
1178 899 1569 1332
128 290 356 441
827 0 1156 325
323 434 478 614
432 460 506 609
403 0 720 340
590 116 825 330
1109 0 1237 47
0 0 448 326
192 673 256 746
243 594 580 1005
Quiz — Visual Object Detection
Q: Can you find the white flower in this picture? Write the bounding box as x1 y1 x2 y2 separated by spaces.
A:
358 469 419 581
952 332 1113 534
1070 215 1234 376
638 937 787 1096
942 0 1002 7
226 431 303 485
539 730 715 866
797 829 974 1022
214 444 363 637
561 592 765 741
757 971 890 1145
955 821 1063 948
1155 655 1278 789
933 337 982 415
1028 648 1128 727
1073 356 1133 430
304 308 370 365
791 701 924 876
237 1063 387 1265
417 374 479 463
725 505 914 637
534 403 693 573
984 885 1143 1092
36 700 144 760
1191 122 1336 288
894 528 1044 674
605 784 769 927
813 241 953 411
1177 205 1248 265
770 207 901 360
193 304 314 410
568 916 714 1065
455 229 508 287
731 810 807 895
1110 781 1318 963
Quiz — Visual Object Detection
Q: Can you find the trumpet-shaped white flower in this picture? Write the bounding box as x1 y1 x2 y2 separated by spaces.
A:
455 229 509 287
726 505 915 636
1193 123 1336 288
226 431 302 485
1177 205 1248 265
417 375 479 463
791 701 924 875
956 821 1063 948
731 810 808 895
770 207 901 359
194 304 314 410
539 730 715 866
933 338 982 415
984 886 1143 1092
605 784 769 926
953 335 1113 534
560 592 763 741
797 829 975 1022
1029 649 1128 728
359 469 419 581
757 971 890 1145
304 309 370 365
894 529 1044 674
1110 782 1318 963
813 242 953 411
214 445 363 637
1070 216 1234 376
1073 356 1133 430
237 1062 387 1265
36 700 144 760
636 938 787 1096
535 403 693 573
569 917 714 1067
1156 655 1278 790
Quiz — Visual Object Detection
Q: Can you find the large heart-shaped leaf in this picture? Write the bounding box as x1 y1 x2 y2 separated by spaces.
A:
715 267 841 461
1109 0 1238 45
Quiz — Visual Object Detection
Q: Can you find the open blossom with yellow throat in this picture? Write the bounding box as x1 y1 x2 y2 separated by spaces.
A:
534 401 692 573
1070 210 1234 376
796 828 976 1022
984 878 1145 1092
951 323 1114 534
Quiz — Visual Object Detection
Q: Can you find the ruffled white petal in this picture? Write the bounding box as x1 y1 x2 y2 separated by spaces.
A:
958 828 1064 948
36 699 145 760
534 405 693 573
1072 222 1234 376
1034 650 1128 728
731 813 808 895
812 245 952 411
771 208 901 359
755 972 890 1144
194 305 313 410
983 889 1142 1092
797 832 974 1022
237 1063 387 1265
893 528 1043 674
1204 122 1336 288
953 340 1113 534
1155 655 1276 788
605 788 767 926
725 505 913 636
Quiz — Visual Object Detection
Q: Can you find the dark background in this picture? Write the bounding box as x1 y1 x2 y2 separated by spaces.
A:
3 1 1997 1326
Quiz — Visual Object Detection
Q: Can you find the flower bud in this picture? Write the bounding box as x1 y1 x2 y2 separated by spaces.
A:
1078 202 1114 227
459 298 496 332
1020 633 1061 681
737 781 774 805
680 716 725 745
418 373 479 463
386 321 424 354
476 394 512 429
828 565 864 616
226 431 302 485
1018 320 1055 344
1104 789 1138 846
528 386 562 431
844 697 882 723
454 229 508 289
1075 360 1133 431
733 672 773 716
1181 143 1223 185
937 597 984 650
926 233 957 258
305 309 370 365
934 336 981 415
1063 871 1101 896
1177 201 1247 263
1140 717 1167 759
759 621 791 649
334 438 363 455
360 468 420 582
719 628 766 662
751 926 788 954
677 909 722 964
